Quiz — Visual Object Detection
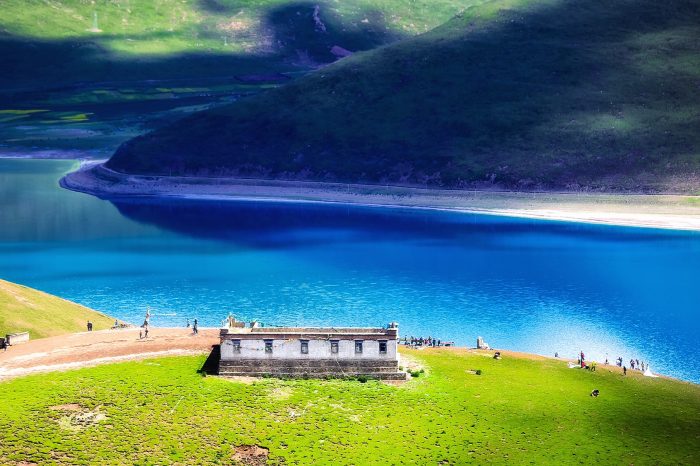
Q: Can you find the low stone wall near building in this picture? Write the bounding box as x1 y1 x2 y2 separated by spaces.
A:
6 332 30 345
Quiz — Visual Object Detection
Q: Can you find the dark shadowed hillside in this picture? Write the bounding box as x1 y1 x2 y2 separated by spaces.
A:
107 0 700 192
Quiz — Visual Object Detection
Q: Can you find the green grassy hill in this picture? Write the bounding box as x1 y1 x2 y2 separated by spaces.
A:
0 0 467 159
0 349 698 464
0 279 114 339
107 0 700 192
0 0 466 89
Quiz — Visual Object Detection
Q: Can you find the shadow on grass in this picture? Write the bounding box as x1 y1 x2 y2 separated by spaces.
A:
0 2 405 96
199 344 221 375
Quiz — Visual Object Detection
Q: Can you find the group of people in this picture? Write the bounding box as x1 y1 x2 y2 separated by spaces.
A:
85 310 202 340
401 336 450 347
186 318 199 335
608 356 649 375
577 351 597 371
559 350 650 376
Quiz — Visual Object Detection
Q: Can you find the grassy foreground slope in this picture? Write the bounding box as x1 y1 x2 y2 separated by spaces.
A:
108 0 700 192
0 279 113 339
0 350 698 464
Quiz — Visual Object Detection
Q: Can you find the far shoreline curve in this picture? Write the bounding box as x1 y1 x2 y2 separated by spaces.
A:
61 162 700 232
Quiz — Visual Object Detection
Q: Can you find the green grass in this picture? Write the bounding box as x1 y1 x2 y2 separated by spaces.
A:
0 279 114 339
0 349 698 464
107 0 700 192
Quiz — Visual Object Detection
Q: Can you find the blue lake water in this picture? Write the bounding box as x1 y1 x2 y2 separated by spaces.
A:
0 158 698 382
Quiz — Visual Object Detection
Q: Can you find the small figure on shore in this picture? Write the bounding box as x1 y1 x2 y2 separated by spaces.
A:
87 321 93 332
493 351 501 360
114 319 118 328
636 359 640 370
142 306 151 328
144 326 149 339
139 330 143 339
623 366 627 376
590 361 597 372
193 319 198 335
604 357 609 365
186 319 190 328
555 352 559 358
630 359 635 370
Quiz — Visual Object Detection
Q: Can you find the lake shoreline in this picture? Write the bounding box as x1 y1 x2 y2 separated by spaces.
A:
61 163 700 231
0 327 682 383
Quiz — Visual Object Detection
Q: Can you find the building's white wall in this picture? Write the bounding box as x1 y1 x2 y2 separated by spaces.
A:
221 338 397 360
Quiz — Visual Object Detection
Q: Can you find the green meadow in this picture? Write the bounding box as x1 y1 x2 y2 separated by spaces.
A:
0 349 698 465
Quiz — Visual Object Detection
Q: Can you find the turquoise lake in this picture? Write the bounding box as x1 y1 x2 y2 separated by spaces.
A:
0 158 698 382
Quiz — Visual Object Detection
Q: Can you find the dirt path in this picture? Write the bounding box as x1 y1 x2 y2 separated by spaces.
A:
0 328 218 381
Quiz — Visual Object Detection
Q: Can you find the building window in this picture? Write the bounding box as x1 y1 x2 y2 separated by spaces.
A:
232 339 241 353
301 340 309 354
264 340 273 354
379 340 387 354
331 340 339 354
355 340 363 354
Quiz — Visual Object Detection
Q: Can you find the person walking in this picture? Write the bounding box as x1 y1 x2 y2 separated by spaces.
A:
193 319 198 335
623 366 627 376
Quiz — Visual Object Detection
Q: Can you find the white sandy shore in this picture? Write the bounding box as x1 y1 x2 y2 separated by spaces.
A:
61 163 700 231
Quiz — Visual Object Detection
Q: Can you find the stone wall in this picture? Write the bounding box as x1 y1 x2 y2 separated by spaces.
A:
219 358 406 380
6 332 29 345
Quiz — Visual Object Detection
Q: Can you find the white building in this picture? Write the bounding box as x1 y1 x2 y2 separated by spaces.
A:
218 318 405 380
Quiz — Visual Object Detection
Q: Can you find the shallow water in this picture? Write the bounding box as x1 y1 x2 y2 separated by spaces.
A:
1 158 698 382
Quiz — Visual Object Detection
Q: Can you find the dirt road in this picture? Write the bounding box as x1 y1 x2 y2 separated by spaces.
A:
0 327 218 381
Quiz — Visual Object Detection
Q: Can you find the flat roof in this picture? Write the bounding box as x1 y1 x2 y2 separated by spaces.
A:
221 326 396 336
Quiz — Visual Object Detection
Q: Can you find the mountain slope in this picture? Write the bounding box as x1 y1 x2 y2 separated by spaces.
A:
107 0 700 192
0 279 114 339
0 0 466 89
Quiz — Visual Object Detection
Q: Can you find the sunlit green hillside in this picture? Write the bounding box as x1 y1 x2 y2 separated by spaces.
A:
0 0 471 157
0 0 468 88
0 279 113 339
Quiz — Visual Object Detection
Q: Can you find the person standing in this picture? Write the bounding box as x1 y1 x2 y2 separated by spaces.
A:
87 321 93 332
623 366 627 376
193 319 198 335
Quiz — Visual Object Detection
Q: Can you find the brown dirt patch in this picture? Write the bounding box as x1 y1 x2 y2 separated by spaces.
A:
49 403 82 411
232 445 269 465
56 406 107 431
0 328 218 380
